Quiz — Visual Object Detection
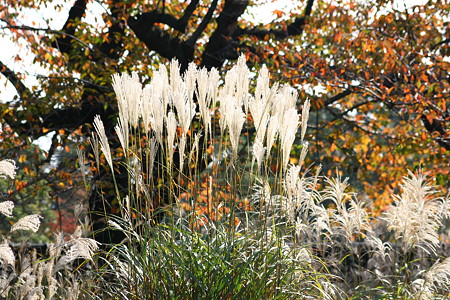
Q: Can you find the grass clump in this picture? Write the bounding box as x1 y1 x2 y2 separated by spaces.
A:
86 55 449 299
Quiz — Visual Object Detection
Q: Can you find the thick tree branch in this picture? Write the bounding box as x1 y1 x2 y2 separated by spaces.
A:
130 3 199 35
236 0 314 39
0 60 31 100
52 0 88 54
178 0 200 32
186 0 219 47
128 15 194 69
324 89 353 106
201 0 249 69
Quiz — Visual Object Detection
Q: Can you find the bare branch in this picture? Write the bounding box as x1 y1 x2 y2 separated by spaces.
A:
0 60 31 100
53 0 88 53
431 37 450 51
186 0 219 47
324 89 353 106
178 0 200 32
0 23 90 48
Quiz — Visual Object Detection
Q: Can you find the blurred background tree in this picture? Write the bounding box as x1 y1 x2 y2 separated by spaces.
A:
0 0 448 241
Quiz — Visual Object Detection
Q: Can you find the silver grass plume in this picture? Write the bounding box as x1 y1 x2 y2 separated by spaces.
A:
169 59 183 107
142 84 165 146
421 258 450 297
333 198 371 245
196 68 210 131
0 159 16 179
0 201 14 218
298 141 309 168
165 111 177 168
252 138 266 172
249 94 270 144
0 242 15 266
111 72 142 128
323 176 353 210
184 62 198 105
279 108 299 172
89 134 100 171
146 137 158 176
11 214 42 233
207 68 220 108
300 99 310 142
223 96 246 156
115 115 129 158
93 115 113 171
385 170 449 254
234 54 250 113
265 115 278 160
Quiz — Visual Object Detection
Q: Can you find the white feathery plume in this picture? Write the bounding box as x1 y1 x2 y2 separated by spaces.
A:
385 170 448 254
55 237 99 271
154 64 170 108
165 111 177 168
224 96 246 156
280 85 298 110
265 115 278 160
235 54 250 113
422 258 450 294
175 98 196 136
333 198 370 244
300 99 310 142
279 108 299 171
0 159 17 179
111 72 142 127
115 115 129 157
0 242 15 266
252 138 266 172
218 93 231 135
169 59 183 108
140 85 152 131
66 237 99 261
255 65 270 107
93 115 113 171
184 62 197 104
11 214 42 233
222 66 238 101
366 235 392 260
196 68 209 107
145 86 165 146
0 201 14 218
207 68 220 105
323 176 353 210
298 141 309 168
196 68 214 140
249 95 270 143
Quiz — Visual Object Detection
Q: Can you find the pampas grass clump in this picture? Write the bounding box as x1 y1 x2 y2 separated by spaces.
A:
87 56 449 299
